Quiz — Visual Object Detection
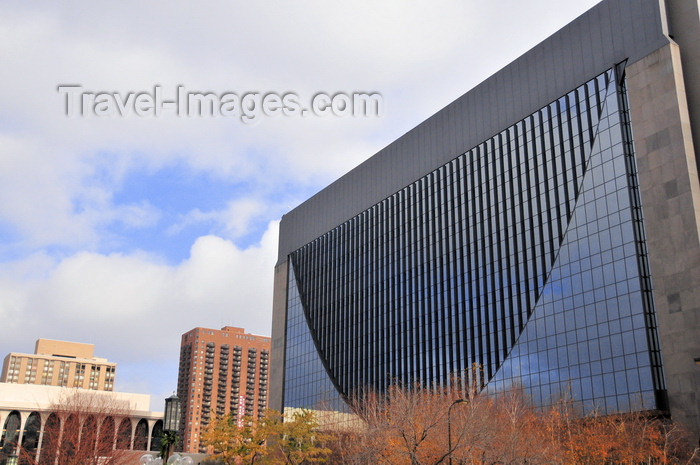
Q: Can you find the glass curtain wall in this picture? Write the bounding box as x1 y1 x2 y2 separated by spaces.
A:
284 68 665 415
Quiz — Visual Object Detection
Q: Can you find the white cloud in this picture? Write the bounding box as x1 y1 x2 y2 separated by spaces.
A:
0 221 278 365
0 134 162 251
168 197 268 240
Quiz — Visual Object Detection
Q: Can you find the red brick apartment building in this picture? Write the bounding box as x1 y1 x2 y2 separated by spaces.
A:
176 326 270 453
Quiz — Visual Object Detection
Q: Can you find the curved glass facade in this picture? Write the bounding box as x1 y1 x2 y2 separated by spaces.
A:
283 68 666 415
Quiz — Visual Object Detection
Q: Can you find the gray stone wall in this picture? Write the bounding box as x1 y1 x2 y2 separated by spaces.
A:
667 0 700 174
269 260 288 412
627 42 700 440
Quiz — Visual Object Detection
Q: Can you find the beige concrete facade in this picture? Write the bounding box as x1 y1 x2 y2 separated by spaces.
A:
177 326 270 454
1 339 117 391
626 41 700 438
0 383 162 462
35 339 95 359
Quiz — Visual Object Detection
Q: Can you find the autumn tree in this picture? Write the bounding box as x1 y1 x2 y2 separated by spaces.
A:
351 380 485 465
459 385 559 465
18 390 136 465
201 377 698 465
554 399 700 465
264 409 332 465
339 374 700 465
322 429 372 465
201 408 332 465
657 421 700 465
200 412 269 465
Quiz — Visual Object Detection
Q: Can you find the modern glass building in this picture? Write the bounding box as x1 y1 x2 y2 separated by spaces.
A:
271 0 700 439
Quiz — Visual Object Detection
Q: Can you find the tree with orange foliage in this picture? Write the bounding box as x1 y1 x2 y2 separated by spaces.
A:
352 377 490 465
357 385 446 465
555 401 699 465
340 375 699 465
657 422 700 465
472 386 559 465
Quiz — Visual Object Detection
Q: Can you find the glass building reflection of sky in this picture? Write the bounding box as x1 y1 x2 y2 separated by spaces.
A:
283 68 665 415
285 263 348 412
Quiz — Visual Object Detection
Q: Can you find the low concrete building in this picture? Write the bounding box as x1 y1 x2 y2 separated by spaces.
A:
0 383 163 464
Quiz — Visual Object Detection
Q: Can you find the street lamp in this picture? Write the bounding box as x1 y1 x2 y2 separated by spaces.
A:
448 399 468 465
162 395 182 461
164 395 181 432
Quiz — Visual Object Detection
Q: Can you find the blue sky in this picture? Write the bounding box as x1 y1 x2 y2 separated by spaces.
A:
0 0 602 410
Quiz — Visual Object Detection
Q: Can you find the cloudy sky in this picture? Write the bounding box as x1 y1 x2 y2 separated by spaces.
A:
0 0 602 410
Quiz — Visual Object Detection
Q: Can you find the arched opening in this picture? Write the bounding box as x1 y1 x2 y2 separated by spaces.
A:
38 413 60 465
78 415 97 458
0 411 21 465
133 419 148 451
150 420 163 452
97 416 115 456
58 414 79 465
19 412 41 465
115 418 131 450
